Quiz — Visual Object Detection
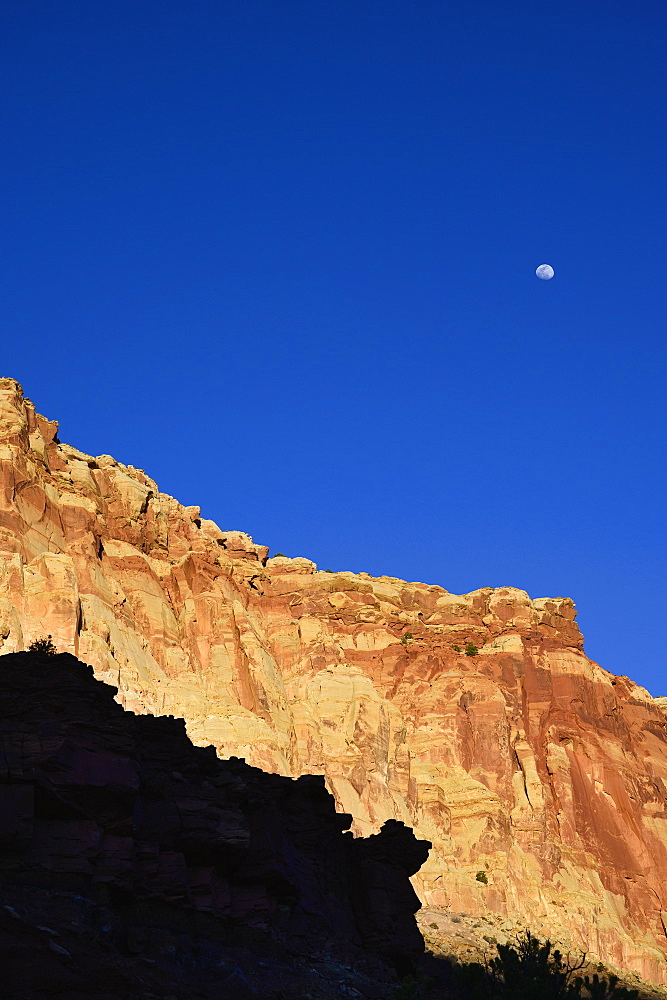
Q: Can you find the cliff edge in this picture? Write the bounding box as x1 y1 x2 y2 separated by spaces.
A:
0 648 431 998
1 378 667 982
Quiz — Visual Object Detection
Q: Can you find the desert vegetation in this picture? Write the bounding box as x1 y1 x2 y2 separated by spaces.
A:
27 636 57 655
450 932 639 1000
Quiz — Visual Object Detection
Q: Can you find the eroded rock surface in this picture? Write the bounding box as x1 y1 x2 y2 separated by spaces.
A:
0 649 431 998
1 378 667 982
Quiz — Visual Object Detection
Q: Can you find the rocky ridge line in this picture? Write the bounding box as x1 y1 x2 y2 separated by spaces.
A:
1 377 667 982
0 648 433 999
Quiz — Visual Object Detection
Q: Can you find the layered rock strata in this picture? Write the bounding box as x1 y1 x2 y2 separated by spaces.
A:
1 378 667 982
0 649 431 998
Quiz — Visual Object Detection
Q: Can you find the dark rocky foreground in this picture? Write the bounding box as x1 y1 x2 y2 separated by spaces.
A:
0 651 450 999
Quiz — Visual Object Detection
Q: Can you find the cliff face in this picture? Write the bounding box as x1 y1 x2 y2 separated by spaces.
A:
1 378 667 982
0 649 430 998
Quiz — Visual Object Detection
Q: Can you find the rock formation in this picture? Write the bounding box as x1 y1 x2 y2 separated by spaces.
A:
0 648 431 998
1 377 667 982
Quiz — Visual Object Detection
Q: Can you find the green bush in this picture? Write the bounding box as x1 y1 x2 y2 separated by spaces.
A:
464 642 479 656
400 632 414 646
272 552 287 558
476 870 488 884
452 644 462 652
451 931 639 1000
28 636 57 655
577 973 637 1000
389 972 434 1000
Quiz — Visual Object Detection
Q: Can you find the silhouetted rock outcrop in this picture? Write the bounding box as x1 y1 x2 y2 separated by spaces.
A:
4 379 667 983
0 650 431 998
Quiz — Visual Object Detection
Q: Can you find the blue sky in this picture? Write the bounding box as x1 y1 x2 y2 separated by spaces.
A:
2 1 665 692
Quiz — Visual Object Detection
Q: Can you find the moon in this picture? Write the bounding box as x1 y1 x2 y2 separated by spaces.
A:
536 264 555 280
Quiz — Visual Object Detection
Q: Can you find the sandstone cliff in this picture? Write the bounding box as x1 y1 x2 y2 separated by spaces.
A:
1 378 667 982
0 649 431 998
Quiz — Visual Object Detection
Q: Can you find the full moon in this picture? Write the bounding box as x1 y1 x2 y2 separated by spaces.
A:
536 264 555 280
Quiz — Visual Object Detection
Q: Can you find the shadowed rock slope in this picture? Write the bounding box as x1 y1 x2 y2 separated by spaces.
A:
1 377 667 982
0 649 432 999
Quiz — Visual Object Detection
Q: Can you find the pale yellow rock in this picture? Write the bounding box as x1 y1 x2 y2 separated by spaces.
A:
1 377 667 983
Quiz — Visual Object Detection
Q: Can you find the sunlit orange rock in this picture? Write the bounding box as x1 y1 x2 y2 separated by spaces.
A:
1 376 667 982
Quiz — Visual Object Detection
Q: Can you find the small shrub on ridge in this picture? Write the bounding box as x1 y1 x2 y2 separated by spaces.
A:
28 636 57 655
